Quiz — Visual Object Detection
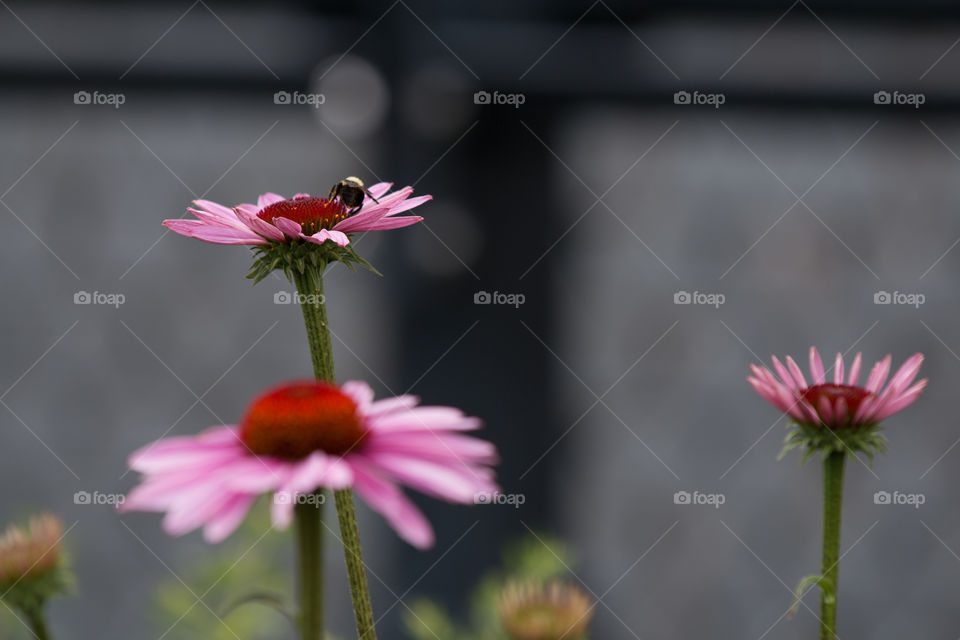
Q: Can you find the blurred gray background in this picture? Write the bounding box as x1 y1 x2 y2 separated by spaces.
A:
2 0 960 638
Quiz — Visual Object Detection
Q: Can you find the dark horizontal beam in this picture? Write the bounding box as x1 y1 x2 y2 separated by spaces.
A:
113 0 960 23
2 4 958 111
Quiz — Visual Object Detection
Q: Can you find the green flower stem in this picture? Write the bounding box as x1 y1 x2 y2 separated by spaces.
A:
334 489 377 639
820 451 845 640
293 271 336 383
293 270 379 640
23 606 51 640
295 495 324 640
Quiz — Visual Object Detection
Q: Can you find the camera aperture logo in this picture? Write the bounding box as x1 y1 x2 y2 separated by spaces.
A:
473 90 525 108
74 490 125 506
474 491 525 508
274 90 325 108
873 90 924 108
474 290 526 308
74 290 125 308
674 90 725 108
74 90 125 109
274 291 325 305
873 490 924 508
673 490 725 508
873 290 924 308
674 290 725 308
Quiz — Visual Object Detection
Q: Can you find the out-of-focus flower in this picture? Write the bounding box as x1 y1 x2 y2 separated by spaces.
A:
0 514 69 631
498 581 593 640
0 515 63 590
121 380 498 549
748 347 926 459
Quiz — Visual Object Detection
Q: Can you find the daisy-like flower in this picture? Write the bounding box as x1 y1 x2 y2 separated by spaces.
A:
0 513 69 635
163 183 430 286
748 347 926 458
163 184 429 248
120 380 498 549
498 581 593 640
0 515 63 590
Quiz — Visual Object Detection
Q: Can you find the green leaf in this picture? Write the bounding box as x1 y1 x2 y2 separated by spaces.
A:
220 591 295 626
788 574 834 619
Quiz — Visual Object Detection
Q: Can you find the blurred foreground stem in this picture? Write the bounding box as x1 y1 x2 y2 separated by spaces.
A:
24 608 50 640
295 495 324 640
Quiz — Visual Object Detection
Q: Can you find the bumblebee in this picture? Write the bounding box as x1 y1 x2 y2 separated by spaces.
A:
328 176 379 212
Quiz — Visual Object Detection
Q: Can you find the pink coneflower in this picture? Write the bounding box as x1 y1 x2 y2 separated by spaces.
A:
120 380 498 549
0 514 68 639
163 183 430 247
498 581 594 640
750 347 927 637
748 347 926 430
0 515 63 589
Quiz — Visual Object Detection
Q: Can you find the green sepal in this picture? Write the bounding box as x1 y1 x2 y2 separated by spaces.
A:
247 238 381 289
779 421 887 464
1 561 71 621
220 590 296 629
